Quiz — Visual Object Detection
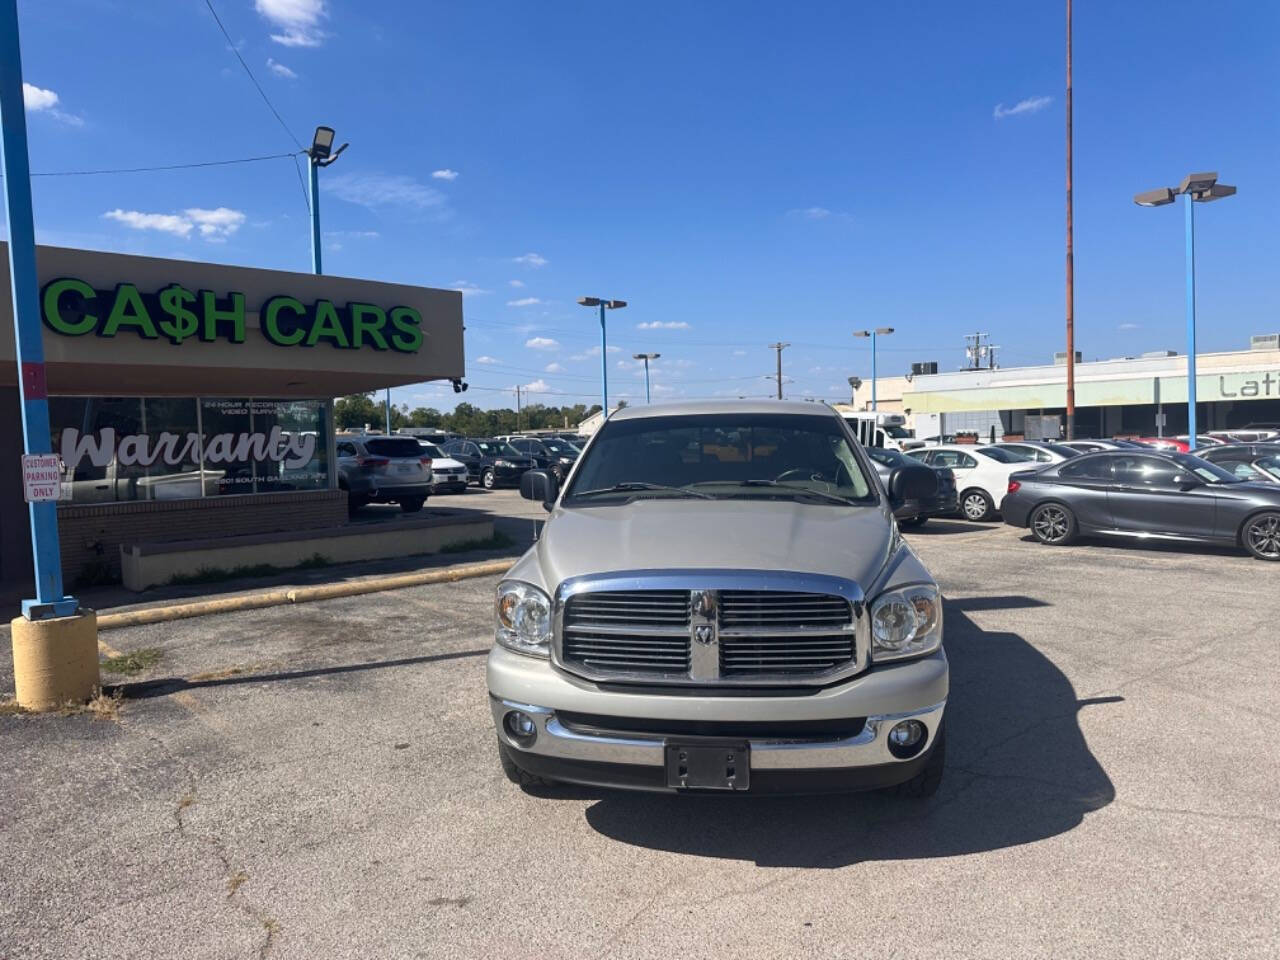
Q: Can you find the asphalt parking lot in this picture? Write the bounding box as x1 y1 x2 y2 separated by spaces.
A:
2 494 1278 959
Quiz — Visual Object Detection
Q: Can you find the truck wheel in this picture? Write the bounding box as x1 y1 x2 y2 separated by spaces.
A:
884 726 945 799
400 496 426 513
497 740 555 788
960 489 994 522
482 469 496 490
1030 502 1077 545
1242 511 1280 560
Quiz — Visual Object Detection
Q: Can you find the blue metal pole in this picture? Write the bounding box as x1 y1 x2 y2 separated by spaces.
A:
309 156 322 275
1183 192 1197 451
0 0 77 619
599 302 608 417
870 330 878 411
643 357 651 404
384 387 392 434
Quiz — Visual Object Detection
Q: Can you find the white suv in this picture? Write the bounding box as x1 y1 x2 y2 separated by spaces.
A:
911 444 1034 521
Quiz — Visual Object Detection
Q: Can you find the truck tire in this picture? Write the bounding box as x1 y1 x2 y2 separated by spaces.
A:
884 726 945 799
482 468 496 490
497 740 555 788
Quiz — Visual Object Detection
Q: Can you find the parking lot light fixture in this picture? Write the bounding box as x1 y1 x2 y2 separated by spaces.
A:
579 297 626 416
1134 172 1237 451
304 125 349 276
853 327 895 410
633 353 660 403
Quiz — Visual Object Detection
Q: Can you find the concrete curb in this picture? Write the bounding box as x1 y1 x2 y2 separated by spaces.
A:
95 558 513 632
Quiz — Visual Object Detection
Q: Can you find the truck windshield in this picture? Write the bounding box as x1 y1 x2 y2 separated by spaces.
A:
565 413 875 505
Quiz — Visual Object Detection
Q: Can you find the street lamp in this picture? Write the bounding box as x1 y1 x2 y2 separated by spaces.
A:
578 297 627 417
852 327 894 410
305 125 349 276
633 353 660 403
1134 171 1236 451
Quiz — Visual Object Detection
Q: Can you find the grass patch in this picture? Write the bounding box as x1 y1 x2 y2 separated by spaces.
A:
439 531 516 554
58 689 123 722
227 870 249 897
167 553 330 586
188 665 246 683
101 647 163 676
73 558 120 588
0 697 29 717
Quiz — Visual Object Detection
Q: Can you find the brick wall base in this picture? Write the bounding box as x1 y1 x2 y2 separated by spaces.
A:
58 490 348 586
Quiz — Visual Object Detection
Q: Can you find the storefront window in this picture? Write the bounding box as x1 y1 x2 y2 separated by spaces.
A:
50 397 330 504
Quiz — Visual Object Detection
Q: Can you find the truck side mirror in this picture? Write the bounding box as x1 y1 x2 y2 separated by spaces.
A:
520 469 559 509
888 464 937 503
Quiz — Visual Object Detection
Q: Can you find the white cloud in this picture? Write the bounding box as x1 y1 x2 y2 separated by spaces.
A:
732 349 748 357
451 281 489 297
637 320 690 330
1118 322 1139 330
513 252 548 267
569 345 621 360
508 279 525 288
22 83 58 111
507 297 542 307
525 337 559 350
651 383 676 395
103 210 192 238
185 207 246 240
23 83 83 126
523 379 551 393
323 229 379 239
256 0 326 47
102 206 245 241
544 362 565 373
475 355 501 364
431 169 459 181
794 206 832 220
266 58 297 79
327 172 446 211
994 95 1052 119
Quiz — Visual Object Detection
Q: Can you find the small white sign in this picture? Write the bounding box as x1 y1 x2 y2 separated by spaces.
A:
22 454 63 503
1154 413 1167 427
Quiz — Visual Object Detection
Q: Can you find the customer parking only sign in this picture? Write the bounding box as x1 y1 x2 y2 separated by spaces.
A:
21 454 63 503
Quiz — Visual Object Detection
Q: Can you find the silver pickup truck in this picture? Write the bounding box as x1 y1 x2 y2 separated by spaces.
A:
487 400 948 796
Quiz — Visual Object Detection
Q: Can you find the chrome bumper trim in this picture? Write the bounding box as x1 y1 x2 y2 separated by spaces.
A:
490 698 945 770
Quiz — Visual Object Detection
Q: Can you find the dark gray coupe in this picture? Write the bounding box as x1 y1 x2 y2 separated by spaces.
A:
1001 450 1280 560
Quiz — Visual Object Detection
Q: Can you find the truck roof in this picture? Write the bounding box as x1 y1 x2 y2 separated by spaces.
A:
608 399 838 421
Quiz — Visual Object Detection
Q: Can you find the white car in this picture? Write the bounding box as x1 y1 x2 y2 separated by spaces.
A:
418 441 469 494
910 444 1034 521
990 441 1077 465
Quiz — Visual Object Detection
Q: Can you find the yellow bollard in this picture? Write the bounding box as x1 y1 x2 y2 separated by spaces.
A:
11 609 100 711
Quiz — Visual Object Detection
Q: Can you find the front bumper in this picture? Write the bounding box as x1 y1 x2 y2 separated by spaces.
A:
487 645 947 793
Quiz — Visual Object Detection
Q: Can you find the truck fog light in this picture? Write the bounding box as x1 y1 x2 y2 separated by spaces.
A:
887 719 927 758
504 710 538 746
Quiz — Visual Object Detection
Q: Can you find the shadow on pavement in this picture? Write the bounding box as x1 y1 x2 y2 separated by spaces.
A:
109 648 489 701
906 520 1000 535
575 607 1117 868
1016 532 1245 561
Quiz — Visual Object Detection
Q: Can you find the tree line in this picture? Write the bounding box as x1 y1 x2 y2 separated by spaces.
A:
334 393 608 436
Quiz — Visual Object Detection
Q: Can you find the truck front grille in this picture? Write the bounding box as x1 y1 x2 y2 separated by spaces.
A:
562 591 691 675
560 588 857 683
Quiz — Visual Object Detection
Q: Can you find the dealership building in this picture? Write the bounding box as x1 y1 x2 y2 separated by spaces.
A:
893 338 1280 441
1 243 465 594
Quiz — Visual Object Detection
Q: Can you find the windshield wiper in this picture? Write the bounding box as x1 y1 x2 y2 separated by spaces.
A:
572 482 715 500
688 479 856 505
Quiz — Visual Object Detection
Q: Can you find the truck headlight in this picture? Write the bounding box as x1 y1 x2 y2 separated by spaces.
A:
870 585 942 662
495 459 513 467
495 581 551 657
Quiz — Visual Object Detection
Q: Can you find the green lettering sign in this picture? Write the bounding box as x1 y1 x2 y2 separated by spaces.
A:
38 278 426 354
103 283 159 340
42 278 98 335
262 295 307 346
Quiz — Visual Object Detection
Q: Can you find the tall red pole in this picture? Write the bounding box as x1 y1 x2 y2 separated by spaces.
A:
1065 0 1076 439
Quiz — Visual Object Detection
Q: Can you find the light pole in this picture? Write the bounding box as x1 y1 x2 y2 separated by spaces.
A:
305 125 348 275
0 0 77 621
852 327 894 411
1134 172 1236 451
577 297 627 416
633 353 660 403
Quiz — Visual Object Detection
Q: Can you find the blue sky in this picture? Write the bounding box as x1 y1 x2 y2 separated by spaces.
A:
12 0 1279 412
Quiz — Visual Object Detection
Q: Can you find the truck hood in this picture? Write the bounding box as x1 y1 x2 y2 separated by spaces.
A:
534 498 896 592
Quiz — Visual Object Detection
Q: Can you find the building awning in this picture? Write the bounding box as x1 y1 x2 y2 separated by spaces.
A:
0 243 464 397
